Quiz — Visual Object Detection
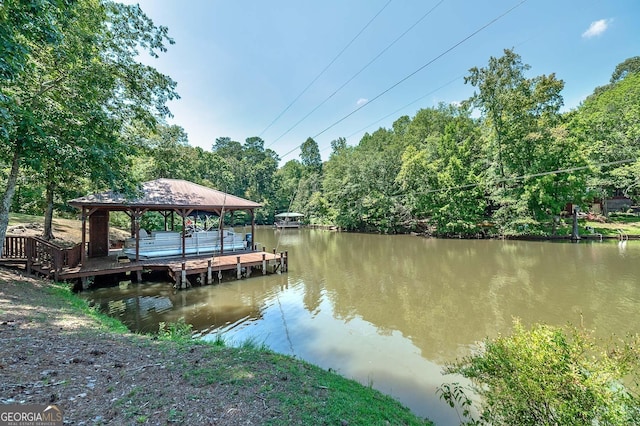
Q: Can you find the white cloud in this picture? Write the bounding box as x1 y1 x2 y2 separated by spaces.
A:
582 18 612 38
356 98 368 106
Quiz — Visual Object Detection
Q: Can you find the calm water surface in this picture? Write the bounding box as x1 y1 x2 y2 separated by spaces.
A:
83 228 640 425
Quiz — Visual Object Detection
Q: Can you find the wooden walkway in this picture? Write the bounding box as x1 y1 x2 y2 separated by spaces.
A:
1 236 287 289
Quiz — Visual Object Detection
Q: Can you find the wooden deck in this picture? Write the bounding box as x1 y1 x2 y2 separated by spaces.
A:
63 250 287 288
1 236 287 289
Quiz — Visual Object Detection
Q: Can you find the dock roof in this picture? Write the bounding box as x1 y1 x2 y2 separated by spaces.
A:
68 178 261 211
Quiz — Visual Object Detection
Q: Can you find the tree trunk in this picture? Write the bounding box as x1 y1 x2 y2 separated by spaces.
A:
43 181 56 240
0 149 22 255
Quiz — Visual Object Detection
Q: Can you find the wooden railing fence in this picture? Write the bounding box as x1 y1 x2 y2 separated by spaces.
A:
2 236 28 259
2 236 82 280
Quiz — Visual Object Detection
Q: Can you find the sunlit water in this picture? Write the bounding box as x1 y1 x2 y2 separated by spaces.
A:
82 228 640 425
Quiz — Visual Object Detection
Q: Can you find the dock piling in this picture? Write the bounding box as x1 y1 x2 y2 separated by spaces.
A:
181 262 187 289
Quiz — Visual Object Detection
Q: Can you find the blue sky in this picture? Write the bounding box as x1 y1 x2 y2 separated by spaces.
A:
122 0 639 163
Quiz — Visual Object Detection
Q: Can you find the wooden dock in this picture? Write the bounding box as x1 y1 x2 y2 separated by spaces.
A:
1 236 287 289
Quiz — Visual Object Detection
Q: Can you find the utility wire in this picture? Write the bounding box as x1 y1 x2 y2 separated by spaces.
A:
260 0 393 140
338 38 531 149
279 0 528 160
326 35 535 153
268 0 447 147
403 159 635 197
344 74 464 141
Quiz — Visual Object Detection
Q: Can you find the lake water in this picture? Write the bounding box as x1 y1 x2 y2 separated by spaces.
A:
82 228 640 425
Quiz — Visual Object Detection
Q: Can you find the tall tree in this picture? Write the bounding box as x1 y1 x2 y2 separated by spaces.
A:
465 49 569 234
398 105 485 236
1 0 71 245
323 127 408 232
0 0 178 247
144 124 191 179
300 137 322 174
274 159 304 213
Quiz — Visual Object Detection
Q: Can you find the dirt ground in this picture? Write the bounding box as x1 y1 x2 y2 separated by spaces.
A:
7 216 129 247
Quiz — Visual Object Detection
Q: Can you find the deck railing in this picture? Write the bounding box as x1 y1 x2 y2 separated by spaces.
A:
2 236 29 259
2 236 82 280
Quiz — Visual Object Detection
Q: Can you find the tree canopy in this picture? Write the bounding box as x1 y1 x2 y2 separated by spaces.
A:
2 19 638 240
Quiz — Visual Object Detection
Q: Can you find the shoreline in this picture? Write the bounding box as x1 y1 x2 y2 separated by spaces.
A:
0 267 432 425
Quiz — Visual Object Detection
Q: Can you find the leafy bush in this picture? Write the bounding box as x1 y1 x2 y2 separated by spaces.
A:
438 320 640 425
158 318 193 341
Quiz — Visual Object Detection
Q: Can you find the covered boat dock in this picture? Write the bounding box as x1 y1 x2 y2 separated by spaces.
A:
1 179 288 288
275 212 304 228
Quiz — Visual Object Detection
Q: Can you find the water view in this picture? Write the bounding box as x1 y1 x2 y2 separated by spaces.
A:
83 228 640 425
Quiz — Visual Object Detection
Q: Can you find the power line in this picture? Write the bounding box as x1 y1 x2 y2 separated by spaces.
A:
316 74 463 155
340 38 534 147
345 74 464 140
279 0 528 160
259 0 393 140
412 159 635 196
268 0 447 148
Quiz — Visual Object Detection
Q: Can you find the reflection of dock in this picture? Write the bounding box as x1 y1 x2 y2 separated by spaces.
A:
1 235 287 289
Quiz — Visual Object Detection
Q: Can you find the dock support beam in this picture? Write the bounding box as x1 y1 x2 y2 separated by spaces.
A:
262 253 266 275
207 259 212 283
179 262 191 289
236 256 241 279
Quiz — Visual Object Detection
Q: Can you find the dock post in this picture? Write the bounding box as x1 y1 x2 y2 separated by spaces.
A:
262 253 266 275
81 276 92 290
181 263 187 289
279 252 284 274
285 251 288 272
207 259 212 283
136 270 142 282
236 256 242 279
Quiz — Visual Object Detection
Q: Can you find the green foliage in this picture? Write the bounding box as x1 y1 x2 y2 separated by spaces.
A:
0 0 178 247
439 320 640 425
323 127 409 233
465 49 579 234
570 68 640 200
3 21 638 239
300 137 322 174
48 282 130 333
398 104 485 236
158 318 193 341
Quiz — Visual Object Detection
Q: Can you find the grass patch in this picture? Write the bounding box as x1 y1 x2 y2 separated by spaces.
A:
48 282 129 333
583 216 640 236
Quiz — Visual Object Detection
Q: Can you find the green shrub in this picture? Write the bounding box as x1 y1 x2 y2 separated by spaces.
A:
438 320 640 425
158 318 193 341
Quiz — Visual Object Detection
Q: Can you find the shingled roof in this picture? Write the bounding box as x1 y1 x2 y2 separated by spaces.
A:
68 179 261 211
